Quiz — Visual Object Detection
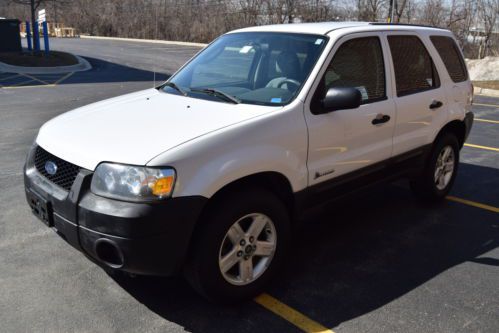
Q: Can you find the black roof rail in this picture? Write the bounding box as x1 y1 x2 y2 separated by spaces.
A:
369 22 446 30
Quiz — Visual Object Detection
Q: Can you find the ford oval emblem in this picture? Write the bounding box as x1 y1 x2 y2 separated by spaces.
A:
44 161 58 175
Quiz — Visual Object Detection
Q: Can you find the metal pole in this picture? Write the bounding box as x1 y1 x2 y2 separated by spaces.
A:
390 0 396 23
42 21 50 56
26 21 32 51
30 0 36 51
33 20 40 53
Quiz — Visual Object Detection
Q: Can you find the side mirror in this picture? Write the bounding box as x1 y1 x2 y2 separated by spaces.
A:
316 87 362 114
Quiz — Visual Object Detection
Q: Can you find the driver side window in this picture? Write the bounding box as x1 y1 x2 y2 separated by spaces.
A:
314 36 386 106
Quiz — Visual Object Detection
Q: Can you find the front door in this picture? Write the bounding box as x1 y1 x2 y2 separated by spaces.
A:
304 33 395 187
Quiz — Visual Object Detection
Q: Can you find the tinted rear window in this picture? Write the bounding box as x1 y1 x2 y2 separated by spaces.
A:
430 36 468 83
388 35 440 97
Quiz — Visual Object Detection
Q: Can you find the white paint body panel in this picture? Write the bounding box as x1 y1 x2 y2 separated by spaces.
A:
383 30 471 156
147 99 309 198
303 31 396 184
36 89 280 171
35 23 471 200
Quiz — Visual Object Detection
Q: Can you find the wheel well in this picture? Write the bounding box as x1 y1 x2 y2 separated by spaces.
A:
203 172 294 217
184 172 294 271
436 120 466 147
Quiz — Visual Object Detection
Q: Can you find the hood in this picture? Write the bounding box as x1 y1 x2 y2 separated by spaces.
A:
36 89 279 170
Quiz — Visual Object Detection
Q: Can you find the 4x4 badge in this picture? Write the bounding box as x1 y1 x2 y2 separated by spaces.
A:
44 161 58 175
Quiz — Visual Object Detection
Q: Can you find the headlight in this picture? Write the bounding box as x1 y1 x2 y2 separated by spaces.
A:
91 163 176 202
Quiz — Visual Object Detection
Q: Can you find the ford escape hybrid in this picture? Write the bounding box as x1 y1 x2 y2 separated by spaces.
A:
24 22 473 302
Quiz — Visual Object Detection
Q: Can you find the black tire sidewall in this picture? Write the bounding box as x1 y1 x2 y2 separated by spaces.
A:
185 188 290 303
416 133 460 200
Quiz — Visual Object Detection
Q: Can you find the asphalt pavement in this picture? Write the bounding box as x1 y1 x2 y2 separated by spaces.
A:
0 37 498 333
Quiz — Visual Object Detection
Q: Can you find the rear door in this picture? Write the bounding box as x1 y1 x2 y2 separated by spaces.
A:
304 33 395 186
385 32 449 156
429 35 473 115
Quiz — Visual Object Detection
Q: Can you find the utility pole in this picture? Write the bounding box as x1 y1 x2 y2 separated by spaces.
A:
388 0 396 23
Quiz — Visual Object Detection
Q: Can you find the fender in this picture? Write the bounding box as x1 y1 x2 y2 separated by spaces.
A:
147 104 308 198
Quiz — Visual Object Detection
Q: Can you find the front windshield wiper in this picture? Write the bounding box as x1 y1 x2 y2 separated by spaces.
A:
190 88 240 104
160 82 188 96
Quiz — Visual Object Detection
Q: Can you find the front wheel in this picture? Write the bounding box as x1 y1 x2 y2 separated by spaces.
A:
184 188 290 303
410 133 460 202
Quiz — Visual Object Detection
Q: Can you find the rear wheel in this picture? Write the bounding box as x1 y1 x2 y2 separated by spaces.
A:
410 133 460 202
184 188 290 303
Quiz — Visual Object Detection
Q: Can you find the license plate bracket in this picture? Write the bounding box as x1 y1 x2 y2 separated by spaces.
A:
27 191 53 227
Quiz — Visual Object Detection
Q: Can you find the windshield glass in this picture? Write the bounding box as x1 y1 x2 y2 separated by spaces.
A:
163 32 328 106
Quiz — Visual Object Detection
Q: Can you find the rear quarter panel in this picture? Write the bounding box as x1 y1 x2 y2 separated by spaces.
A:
421 30 472 139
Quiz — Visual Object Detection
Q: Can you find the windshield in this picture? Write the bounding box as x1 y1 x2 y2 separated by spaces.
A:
163 32 328 106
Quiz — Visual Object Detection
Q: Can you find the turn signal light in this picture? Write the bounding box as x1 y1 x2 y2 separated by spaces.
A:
151 176 174 197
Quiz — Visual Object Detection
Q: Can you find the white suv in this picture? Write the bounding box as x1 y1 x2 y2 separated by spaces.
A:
24 22 474 302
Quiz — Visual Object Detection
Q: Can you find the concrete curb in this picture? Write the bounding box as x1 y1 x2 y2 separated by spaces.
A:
80 35 207 48
0 55 92 74
474 86 499 97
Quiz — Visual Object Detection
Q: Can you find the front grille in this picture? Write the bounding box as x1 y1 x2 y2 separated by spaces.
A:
34 146 81 191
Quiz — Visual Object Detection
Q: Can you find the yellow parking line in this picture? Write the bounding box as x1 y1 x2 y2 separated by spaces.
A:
54 72 74 85
0 72 73 89
464 143 499 152
21 73 51 85
255 196 498 333
447 196 499 213
0 74 22 81
2 84 57 89
475 118 499 124
8 78 38 87
254 293 334 333
473 102 499 108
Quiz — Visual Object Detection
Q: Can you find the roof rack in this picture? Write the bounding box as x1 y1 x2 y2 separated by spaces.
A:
369 22 445 29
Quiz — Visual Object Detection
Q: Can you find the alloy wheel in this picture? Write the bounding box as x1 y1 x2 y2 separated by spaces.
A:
434 145 455 190
218 213 277 286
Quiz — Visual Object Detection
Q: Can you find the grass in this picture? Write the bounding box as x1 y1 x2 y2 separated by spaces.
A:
0 50 78 67
473 81 499 90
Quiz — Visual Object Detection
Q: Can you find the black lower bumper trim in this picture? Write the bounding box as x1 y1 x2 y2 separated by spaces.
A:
25 151 207 276
26 186 207 276
79 226 194 275
53 213 82 252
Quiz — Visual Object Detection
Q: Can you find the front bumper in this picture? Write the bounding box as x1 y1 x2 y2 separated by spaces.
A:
24 146 207 276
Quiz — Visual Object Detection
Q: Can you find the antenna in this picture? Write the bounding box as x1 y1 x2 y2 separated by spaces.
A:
153 5 158 88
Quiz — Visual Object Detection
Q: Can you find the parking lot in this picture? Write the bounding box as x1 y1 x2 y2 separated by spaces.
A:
0 38 498 333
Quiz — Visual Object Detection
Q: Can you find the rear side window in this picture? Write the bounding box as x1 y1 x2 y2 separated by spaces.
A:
318 36 386 104
430 36 468 83
388 35 440 97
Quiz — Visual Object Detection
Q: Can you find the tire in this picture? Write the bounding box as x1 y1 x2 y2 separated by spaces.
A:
410 133 460 202
184 187 290 303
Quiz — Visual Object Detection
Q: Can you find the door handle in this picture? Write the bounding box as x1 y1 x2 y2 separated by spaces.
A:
429 100 443 109
372 114 391 125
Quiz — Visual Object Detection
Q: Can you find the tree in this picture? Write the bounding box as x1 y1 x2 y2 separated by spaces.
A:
394 0 409 23
421 0 445 26
477 0 499 58
357 0 386 21
1 0 495 58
